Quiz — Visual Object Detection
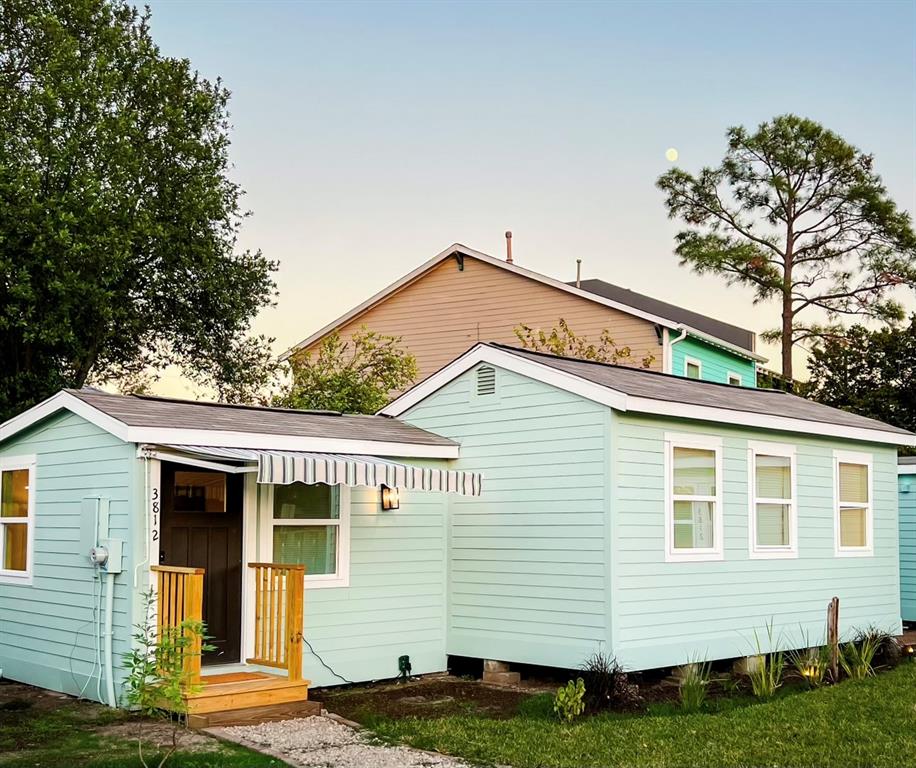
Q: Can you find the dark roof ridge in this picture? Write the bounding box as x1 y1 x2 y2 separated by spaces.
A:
485 343 788 396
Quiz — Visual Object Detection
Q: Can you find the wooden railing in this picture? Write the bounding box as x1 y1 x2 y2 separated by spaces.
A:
151 565 205 685
247 563 305 681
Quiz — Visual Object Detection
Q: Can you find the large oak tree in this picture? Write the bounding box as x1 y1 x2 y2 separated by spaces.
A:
0 0 277 420
657 115 916 380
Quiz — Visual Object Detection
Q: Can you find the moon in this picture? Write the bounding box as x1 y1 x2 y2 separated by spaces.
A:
665 147 679 162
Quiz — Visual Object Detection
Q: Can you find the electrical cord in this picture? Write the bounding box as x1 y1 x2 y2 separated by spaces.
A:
302 636 356 685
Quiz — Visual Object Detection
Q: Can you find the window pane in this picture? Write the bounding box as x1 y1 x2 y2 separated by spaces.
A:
839 463 868 504
686 363 700 380
673 500 715 549
757 503 790 547
840 507 867 547
1 470 29 518
2 522 27 571
673 448 716 496
756 455 791 500
274 483 339 520
174 471 226 513
273 525 336 575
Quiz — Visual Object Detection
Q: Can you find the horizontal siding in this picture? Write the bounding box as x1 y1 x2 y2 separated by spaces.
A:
899 475 916 621
0 412 135 702
298 256 663 385
672 335 757 387
278 480 449 686
612 412 900 670
404 366 610 668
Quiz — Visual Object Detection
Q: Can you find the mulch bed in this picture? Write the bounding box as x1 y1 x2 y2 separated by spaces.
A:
319 677 534 721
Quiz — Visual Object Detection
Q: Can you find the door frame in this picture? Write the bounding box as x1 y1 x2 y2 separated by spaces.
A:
145 455 255 667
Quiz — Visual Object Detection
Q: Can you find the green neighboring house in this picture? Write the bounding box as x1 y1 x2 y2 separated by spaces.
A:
384 343 914 671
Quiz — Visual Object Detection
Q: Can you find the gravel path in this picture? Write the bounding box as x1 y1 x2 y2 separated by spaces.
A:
212 715 471 768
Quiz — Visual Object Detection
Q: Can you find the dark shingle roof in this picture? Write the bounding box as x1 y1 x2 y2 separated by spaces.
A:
66 389 457 446
571 278 756 352
489 345 913 437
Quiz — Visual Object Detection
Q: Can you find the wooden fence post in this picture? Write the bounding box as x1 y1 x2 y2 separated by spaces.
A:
827 596 839 681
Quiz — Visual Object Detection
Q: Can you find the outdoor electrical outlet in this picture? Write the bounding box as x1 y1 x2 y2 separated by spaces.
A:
398 654 411 681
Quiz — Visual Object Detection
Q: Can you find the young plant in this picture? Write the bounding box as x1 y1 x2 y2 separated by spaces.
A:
787 645 830 689
579 651 640 713
678 658 711 712
748 622 785 699
553 678 586 723
853 625 900 669
839 636 879 680
122 590 213 768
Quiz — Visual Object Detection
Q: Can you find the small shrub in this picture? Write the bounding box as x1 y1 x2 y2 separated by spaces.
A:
678 659 711 712
553 678 586 723
840 636 879 680
579 651 640 713
787 645 830 689
748 622 785 699
854 625 900 669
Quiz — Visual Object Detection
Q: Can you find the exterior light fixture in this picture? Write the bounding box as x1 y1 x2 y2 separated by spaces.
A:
381 484 400 510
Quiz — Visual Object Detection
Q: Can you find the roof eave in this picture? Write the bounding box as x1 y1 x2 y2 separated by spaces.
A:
681 325 768 363
383 343 915 448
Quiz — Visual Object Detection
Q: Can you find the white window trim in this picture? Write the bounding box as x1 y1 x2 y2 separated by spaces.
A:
727 372 743 386
664 433 724 562
259 484 351 588
833 449 874 557
684 357 703 380
747 441 798 559
0 455 37 586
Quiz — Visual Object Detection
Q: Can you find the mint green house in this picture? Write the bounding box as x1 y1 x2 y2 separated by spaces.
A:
384 343 914 671
0 389 479 716
898 457 916 622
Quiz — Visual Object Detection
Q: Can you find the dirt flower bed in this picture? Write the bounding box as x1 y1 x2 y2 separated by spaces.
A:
319 677 535 721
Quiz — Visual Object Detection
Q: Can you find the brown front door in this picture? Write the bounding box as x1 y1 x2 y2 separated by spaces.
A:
159 462 243 665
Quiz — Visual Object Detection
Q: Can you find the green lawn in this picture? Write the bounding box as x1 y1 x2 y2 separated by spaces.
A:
366 663 916 768
0 689 286 768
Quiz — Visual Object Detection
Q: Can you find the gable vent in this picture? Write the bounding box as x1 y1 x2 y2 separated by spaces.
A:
476 366 497 396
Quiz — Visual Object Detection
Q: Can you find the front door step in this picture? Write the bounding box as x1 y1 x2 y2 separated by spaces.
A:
189 698 321 729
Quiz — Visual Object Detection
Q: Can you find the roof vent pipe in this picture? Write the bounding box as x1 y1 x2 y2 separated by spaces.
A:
576 259 582 289
505 231 513 263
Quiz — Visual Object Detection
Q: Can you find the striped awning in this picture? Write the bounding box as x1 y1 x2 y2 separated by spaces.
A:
162 445 482 496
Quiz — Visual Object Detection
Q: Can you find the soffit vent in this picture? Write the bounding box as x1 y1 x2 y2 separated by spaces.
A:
476 366 497 396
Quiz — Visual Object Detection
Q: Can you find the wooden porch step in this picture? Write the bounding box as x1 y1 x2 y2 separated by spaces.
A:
189 698 321 729
186 674 312 715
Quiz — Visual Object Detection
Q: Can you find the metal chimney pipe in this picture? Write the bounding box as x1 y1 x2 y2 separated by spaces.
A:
505 231 513 263
576 259 582 289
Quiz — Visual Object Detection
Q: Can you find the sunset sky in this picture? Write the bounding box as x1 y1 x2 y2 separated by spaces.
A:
146 0 916 394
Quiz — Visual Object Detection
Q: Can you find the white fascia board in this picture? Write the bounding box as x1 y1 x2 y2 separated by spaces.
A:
627 395 916 447
124 427 459 458
681 325 768 363
280 243 685 361
0 391 130 445
898 464 916 475
381 344 629 417
383 344 914 448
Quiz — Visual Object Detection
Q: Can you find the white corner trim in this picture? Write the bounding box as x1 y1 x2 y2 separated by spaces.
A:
0 455 37 586
663 433 724 563
747 440 798 560
833 449 874 558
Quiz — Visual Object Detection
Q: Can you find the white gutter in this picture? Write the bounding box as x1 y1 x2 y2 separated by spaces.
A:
665 328 688 374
